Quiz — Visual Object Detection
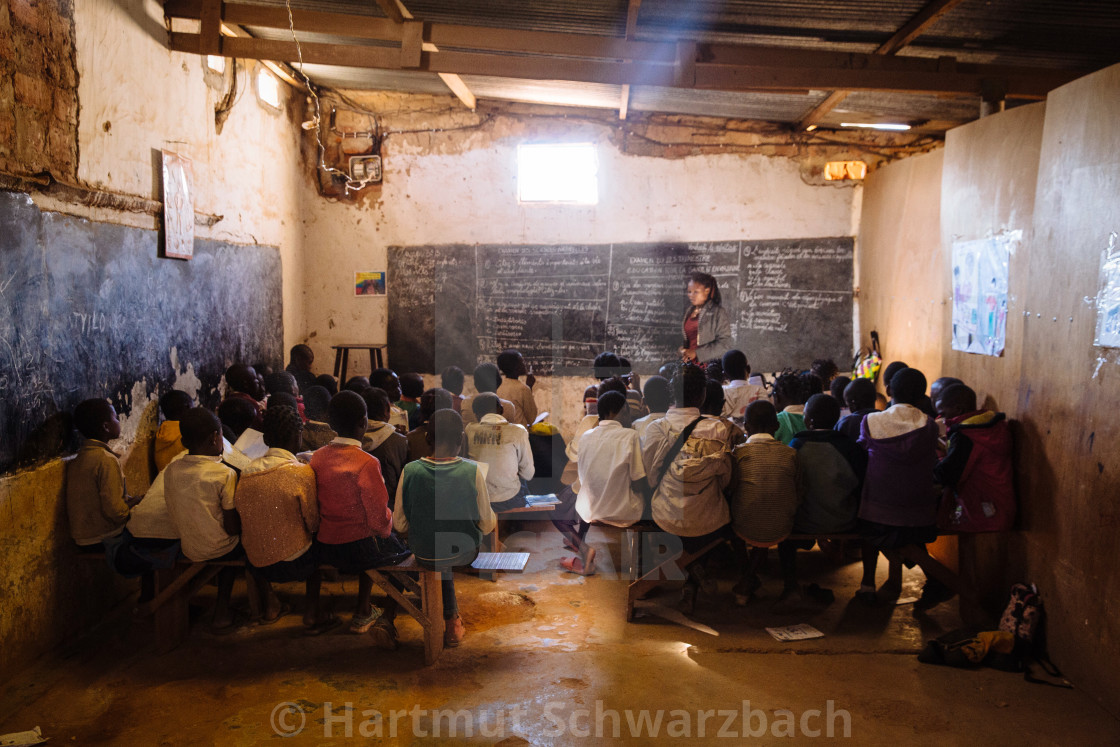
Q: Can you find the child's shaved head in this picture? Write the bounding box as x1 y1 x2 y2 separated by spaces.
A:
937 384 977 419
804 393 841 430
181 407 221 450
745 400 779 435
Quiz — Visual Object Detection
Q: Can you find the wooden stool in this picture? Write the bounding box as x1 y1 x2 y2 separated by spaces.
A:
332 343 386 383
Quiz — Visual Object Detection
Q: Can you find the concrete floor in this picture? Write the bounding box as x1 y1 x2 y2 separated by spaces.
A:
3 523 1118 745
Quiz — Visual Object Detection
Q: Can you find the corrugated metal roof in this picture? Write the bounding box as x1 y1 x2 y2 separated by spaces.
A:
222 0 1120 131
630 87 827 123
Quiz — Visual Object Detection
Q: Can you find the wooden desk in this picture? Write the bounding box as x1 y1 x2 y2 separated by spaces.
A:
332 344 386 383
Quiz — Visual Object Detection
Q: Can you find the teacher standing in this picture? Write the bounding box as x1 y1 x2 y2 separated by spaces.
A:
680 272 733 364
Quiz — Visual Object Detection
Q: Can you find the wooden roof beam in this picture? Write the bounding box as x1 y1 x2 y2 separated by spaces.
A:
619 0 641 120
797 0 968 130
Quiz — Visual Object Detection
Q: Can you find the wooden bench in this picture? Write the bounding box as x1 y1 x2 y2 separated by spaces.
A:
79 552 526 665
624 528 973 622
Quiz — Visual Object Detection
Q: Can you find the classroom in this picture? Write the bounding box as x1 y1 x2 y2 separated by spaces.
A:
1 0 1119 743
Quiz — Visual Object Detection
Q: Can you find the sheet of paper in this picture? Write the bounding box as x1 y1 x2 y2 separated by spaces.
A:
765 623 824 641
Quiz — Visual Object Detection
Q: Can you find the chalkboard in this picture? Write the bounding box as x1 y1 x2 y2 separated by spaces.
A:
388 237 853 376
0 190 282 472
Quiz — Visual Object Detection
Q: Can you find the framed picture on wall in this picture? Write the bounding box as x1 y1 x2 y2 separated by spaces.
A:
161 150 194 260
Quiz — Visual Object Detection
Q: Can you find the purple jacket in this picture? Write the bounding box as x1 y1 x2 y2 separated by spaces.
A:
857 407 939 527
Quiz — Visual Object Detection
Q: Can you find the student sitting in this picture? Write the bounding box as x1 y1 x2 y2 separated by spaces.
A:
929 376 965 443
642 364 736 612
315 373 339 396
441 366 466 415
721 350 767 423
119 450 182 587
835 378 878 443
704 377 744 442
66 399 139 562
311 391 410 635
461 362 521 426
466 393 535 511
370 368 409 432
829 375 852 417
223 363 265 428
496 349 538 426
396 372 425 431
771 372 808 445
810 359 839 392
286 343 318 394
406 387 455 463
394 410 497 648
344 375 371 393
618 357 648 421
300 385 337 451
265 371 306 422
558 391 647 575
780 394 866 601
934 384 1015 533
361 387 409 504
219 396 267 463
235 405 338 634
163 407 244 632
154 389 192 472
856 367 940 606
729 400 799 604
631 375 671 440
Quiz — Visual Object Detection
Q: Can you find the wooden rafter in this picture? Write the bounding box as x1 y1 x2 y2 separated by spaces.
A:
796 0 968 130
378 0 477 110
164 0 1080 102
619 0 641 120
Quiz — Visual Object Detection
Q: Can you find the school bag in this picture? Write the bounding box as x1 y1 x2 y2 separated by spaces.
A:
852 330 882 382
998 583 1073 688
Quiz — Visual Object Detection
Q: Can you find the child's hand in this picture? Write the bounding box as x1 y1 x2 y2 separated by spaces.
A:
126 493 143 508
525 373 536 389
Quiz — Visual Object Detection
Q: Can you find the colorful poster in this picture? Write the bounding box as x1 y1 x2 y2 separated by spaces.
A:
355 271 386 296
951 235 1012 357
161 150 194 260
1095 233 1120 348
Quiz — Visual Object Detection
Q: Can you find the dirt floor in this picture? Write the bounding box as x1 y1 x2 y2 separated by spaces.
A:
2 522 1118 745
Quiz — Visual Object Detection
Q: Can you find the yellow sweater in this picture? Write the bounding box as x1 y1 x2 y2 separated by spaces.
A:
154 421 186 472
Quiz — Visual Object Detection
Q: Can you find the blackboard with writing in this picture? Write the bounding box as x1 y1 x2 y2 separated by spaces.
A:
388 237 852 376
0 191 282 472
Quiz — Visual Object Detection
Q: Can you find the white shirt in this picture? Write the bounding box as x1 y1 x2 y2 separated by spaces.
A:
465 414 535 503
127 452 182 540
722 380 768 420
163 454 240 561
233 428 268 461
631 411 666 441
575 420 647 526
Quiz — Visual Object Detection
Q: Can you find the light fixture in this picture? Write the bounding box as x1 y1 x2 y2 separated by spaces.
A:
805 124 818 132
840 122 911 131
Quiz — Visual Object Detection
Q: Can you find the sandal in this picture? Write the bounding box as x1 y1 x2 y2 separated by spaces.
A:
560 548 596 576
256 602 292 626
369 618 398 650
303 615 343 637
349 608 383 634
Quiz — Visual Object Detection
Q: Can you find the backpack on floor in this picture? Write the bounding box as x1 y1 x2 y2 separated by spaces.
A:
998 583 1073 688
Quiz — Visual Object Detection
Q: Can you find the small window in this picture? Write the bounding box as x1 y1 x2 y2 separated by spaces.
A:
824 161 868 181
518 143 598 204
257 68 281 109
206 55 226 74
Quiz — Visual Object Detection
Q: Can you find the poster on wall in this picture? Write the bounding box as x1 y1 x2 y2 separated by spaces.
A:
1094 232 1120 348
355 271 386 296
161 150 194 260
951 234 1014 357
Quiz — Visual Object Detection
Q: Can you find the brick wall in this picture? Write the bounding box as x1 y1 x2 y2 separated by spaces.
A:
0 0 78 181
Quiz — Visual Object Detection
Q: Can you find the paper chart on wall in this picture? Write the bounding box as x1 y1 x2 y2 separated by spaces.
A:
951 236 1012 356
1094 232 1120 348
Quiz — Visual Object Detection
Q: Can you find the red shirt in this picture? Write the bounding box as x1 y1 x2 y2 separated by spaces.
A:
309 440 392 544
683 314 700 351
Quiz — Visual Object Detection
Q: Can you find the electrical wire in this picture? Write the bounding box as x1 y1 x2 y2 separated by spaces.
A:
284 0 380 193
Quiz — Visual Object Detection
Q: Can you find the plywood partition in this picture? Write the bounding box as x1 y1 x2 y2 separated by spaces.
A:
856 149 945 384
1015 64 1120 715
940 103 1046 414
